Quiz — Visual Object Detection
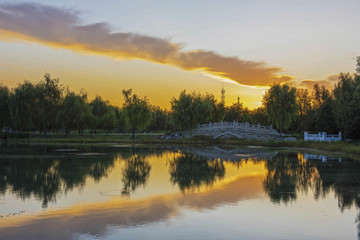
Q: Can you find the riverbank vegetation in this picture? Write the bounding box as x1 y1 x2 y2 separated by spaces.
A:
2 132 360 159
0 57 359 140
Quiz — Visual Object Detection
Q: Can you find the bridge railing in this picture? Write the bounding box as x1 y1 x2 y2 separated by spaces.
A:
197 121 277 134
304 132 341 142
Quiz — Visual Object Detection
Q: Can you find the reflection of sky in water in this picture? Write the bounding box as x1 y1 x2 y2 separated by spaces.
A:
73 196 356 240
0 150 266 215
0 145 359 240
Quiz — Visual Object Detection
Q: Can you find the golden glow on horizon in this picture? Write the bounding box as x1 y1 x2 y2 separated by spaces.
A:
0 1 358 111
0 29 267 109
0 4 294 90
0 29 261 86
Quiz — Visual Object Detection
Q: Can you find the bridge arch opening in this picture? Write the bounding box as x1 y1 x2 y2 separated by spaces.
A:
214 133 243 139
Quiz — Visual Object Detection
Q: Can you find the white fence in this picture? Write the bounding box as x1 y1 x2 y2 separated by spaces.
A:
197 121 278 135
304 132 341 142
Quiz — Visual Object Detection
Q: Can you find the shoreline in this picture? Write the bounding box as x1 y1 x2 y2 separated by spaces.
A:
1 133 360 159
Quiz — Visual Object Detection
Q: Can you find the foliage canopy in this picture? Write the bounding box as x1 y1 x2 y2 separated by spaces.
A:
262 83 297 135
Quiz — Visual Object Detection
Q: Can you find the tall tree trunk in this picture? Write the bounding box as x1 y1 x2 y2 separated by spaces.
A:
132 127 135 139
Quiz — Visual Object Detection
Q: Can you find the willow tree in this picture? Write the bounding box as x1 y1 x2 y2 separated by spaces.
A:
90 96 111 132
170 90 213 131
37 73 63 135
295 88 313 132
262 83 297 136
9 81 39 131
56 91 92 135
333 73 360 139
122 89 152 138
203 93 226 123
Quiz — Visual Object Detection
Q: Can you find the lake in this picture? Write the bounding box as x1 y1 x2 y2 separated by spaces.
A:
0 143 359 240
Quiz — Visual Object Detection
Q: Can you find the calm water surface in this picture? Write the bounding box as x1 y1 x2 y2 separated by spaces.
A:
0 143 359 240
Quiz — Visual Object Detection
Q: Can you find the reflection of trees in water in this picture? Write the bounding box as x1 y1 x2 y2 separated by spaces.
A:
169 154 225 192
263 153 315 203
312 160 360 234
57 157 115 189
0 156 115 208
313 161 360 210
0 144 163 206
263 152 360 208
262 152 360 235
0 158 61 208
121 154 151 194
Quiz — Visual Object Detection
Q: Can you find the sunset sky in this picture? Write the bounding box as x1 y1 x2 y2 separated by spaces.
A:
1 0 359 109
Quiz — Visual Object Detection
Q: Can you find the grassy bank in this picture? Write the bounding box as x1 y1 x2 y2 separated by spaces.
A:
2 133 360 157
232 138 360 156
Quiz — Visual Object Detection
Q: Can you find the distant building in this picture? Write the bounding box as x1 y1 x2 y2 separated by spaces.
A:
221 87 225 105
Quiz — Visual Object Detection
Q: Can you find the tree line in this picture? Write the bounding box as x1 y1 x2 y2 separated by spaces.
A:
0 57 359 138
263 57 360 139
0 74 253 137
0 74 172 137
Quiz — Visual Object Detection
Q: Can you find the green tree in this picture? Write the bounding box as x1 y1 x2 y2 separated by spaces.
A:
295 88 313 132
224 97 251 123
9 81 39 131
0 83 10 130
8 75 63 133
78 104 95 134
203 93 226 122
262 83 297 135
115 108 126 132
122 89 152 138
99 108 117 131
333 73 360 138
193 92 213 124
90 96 110 132
37 74 63 135
57 91 92 135
311 84 337 133
249 107 269 126
149 105 170 131
170 90 212 131
212 101 226 122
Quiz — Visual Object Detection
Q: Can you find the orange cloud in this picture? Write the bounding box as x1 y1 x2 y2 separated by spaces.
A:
0 3 294 87
299 74 339 90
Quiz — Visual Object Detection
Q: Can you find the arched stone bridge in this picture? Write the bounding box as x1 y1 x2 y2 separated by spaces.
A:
179 121 279 140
